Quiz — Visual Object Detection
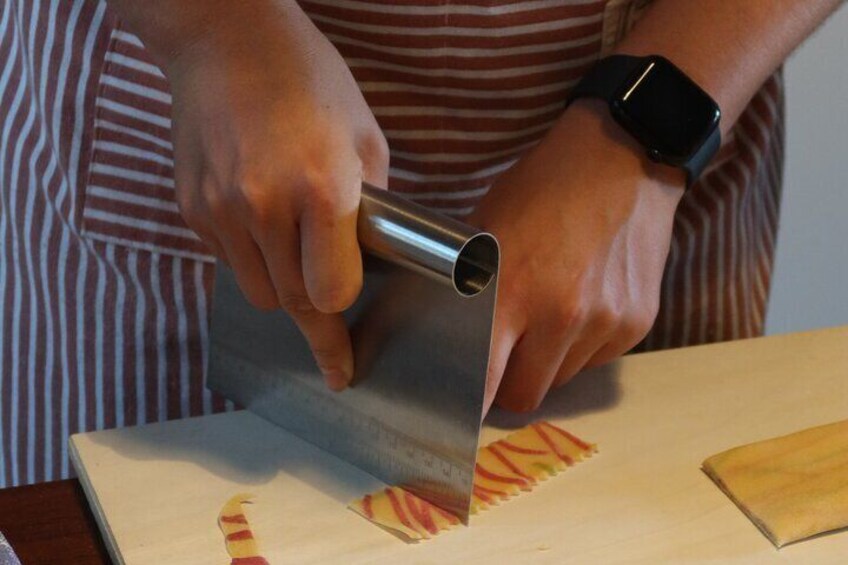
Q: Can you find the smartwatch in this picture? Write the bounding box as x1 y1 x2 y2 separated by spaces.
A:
567 55 721 188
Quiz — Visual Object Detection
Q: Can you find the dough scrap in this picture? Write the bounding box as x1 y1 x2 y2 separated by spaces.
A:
349 421 596 541
218 493 270 564
703 419 848 548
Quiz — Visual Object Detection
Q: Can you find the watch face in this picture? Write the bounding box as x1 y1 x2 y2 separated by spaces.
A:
612 57 720 163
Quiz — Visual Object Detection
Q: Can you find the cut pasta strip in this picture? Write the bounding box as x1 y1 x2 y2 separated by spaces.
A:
349 421 596 541
218 493 270 565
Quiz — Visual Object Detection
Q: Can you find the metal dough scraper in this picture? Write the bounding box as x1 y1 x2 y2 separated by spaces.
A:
207 184 499 522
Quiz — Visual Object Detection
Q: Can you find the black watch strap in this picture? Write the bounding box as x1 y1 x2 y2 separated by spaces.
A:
567 55 720 188
684 122 721 187
568 55 645 103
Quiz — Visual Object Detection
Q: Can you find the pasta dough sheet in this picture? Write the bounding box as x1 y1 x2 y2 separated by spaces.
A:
703 419 848 548
218 493 270 565
349 421 597 541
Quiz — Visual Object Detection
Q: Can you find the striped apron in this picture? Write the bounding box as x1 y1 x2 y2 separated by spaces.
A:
0 0 784 487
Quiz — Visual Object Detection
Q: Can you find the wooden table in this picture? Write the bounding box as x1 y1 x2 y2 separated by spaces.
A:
0 479 109 565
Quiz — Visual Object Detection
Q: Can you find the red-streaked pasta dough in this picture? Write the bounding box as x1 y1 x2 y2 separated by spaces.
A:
349 421 597 541
218 493 270 564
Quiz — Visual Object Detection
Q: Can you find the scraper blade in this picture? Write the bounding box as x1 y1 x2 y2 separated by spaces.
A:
207 184 499 522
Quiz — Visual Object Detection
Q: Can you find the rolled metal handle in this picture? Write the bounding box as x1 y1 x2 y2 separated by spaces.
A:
357 184 499 297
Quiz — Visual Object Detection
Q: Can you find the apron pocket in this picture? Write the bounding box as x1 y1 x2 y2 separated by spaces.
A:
81 24 214 263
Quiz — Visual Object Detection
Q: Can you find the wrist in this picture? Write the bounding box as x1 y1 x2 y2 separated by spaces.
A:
110 1 306 74
521 99 684 234
555 99 687 194
473 98 683 248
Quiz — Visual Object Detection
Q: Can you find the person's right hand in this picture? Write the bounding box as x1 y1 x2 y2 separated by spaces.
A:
163 3 389 390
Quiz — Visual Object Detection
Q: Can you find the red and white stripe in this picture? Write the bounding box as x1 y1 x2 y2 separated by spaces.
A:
81 1 607 248
641 73 784 350
0 0 231 488
0 0 784 488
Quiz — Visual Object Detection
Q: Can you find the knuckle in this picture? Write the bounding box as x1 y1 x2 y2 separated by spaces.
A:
307 187 339 218
594 304 622 332
499 393 543 414
174 185 194 215
552 370 576 390
243 288 277 311
227 165 288 228
496 372 546 414
176 199 202 230
312 280 361 313
174 184 202 223
636 300 661 335
362 130 390 170
622 311 657 344
175 196 211 245
278 293 317 316
172 162 195 195
302 171 345 215
202 185 237 224
634 316 656 340
298 150 361 213
645 298 661 325
485 360 503 388
484 377 500 407
310 347 346 373
234 178 275 227
550 301 587 335
245 201 277 236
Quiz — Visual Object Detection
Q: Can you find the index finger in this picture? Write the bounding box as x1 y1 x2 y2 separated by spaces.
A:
255 220 355 391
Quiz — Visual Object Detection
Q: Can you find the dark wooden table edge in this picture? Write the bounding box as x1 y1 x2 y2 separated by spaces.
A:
0 479 111 564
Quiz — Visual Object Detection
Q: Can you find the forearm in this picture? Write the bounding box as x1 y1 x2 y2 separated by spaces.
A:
103 0 309 70
614 0 844 134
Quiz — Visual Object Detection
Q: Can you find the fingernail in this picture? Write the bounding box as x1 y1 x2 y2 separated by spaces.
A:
323 370 349 392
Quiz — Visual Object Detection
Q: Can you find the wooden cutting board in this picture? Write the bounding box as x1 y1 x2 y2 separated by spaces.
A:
71 326 848 564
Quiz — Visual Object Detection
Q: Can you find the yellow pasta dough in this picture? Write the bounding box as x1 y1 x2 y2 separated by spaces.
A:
703 419 848 548
349 421 597 541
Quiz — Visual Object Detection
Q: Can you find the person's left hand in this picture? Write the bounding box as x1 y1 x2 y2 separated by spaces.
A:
470 100 685 414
